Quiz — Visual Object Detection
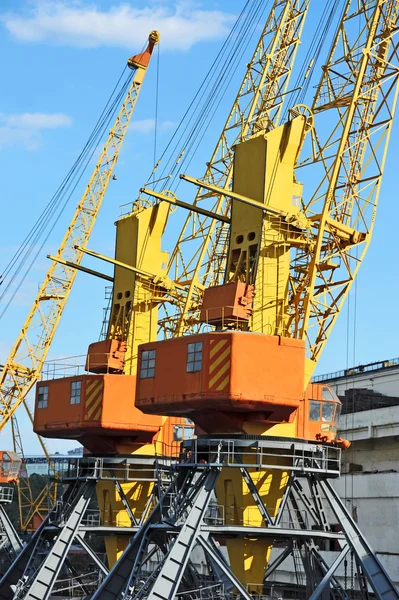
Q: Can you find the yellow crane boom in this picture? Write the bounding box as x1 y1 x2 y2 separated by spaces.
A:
0 31 159 432
0 31 159 530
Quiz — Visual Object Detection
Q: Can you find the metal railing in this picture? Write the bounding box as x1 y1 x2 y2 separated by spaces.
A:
181 438 341 475
42 351 129 379
42 355 86 379
202 503 308 530
59 455 175 481
312 356 399 383
52 570 104 597
0 486 14 503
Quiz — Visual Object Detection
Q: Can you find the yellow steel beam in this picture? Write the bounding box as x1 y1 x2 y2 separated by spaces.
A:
75 246 187 292
48 255 114 282
179 173 303 222
140 188 230 223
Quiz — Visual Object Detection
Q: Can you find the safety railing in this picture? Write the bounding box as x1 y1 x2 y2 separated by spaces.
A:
42 351 134 379
176 582 227 600
42 355 86 379
80 508 150 528
77 495 308 532
52 570 105 597
0 486 14 503
312 356 399 383
59 455 175 482
202 503 308 530
180 437 341 476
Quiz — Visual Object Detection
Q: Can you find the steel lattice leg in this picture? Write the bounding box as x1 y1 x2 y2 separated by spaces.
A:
319 479 399 600
0 505 22 561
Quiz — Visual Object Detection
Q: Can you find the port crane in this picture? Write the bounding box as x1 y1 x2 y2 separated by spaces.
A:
1 0 399 599
0 31 160 530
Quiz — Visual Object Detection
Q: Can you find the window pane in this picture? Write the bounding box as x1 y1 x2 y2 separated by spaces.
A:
140 350 156 378
185 426 195 438
70 381 81 405
322 386 335 401
38 386 48 409
322 402 335 422
173 426 184 441
186 341 203 373
309 400 320 422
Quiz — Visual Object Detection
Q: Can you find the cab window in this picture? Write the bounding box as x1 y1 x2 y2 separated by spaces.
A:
322 386 335 401
322 402 335 423
309 400 320 421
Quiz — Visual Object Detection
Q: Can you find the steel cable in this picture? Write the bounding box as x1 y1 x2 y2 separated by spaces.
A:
0 67 134 319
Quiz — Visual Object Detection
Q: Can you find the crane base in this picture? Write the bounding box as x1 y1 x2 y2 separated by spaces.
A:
0 440 397 600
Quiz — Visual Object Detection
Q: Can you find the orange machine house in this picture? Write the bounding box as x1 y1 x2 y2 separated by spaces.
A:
135 331 343 444
33 373 164 454
136 331 306 432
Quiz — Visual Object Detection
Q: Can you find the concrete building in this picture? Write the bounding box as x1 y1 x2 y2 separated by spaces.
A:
319 358 399 588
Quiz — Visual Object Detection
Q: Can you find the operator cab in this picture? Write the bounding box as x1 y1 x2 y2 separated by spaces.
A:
302 384 342 444
0 451 22 484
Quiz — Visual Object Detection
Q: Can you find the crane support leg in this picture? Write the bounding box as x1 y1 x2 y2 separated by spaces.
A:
17 481 96 600
147 467 220 600
0 504 22 559
319 479 399 600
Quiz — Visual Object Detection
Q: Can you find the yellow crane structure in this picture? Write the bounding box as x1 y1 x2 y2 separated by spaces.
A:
131 0 399 592
147 0 399 385
151 0 311 338
2 1 399 598
28 0 316 573
0 31 160 529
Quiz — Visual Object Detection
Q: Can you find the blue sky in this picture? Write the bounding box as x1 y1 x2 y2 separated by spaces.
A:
1 0 399 453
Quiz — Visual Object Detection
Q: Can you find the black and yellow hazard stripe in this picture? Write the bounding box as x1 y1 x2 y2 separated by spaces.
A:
208 338 231 392
84 379 104 421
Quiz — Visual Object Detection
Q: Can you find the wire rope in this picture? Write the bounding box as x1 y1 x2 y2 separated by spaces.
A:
142 0 269 194
0 67 134 320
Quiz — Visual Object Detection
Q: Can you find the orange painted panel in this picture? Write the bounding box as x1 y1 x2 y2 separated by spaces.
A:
200 282 254 324
136 332 305 423
86 339 126 373
33 374 162 441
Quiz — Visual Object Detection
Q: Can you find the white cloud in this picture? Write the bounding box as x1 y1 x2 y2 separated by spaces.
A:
5 112 72 129
1 2 235 51
0 112 72 150
130 118 176 135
